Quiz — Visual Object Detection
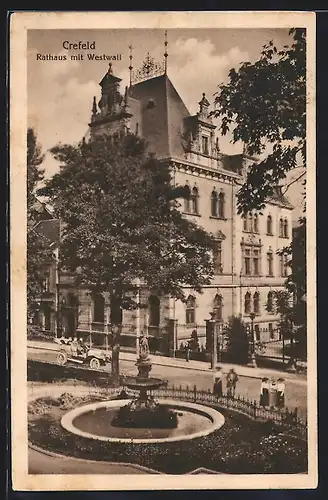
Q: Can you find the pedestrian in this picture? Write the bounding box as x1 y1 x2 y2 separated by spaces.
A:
213 367 223 399
260 377 270 407
269 377 278 408
226 368 238 398
71 337 78 356
276 378 285 409
185 343 191 362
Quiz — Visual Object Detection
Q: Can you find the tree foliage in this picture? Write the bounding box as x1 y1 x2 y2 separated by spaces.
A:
27 128 52 321
224 316 250 364
213 28 306 213
272 217 307 360
39 133 217 377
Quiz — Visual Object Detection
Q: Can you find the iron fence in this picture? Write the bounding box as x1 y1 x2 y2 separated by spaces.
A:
29 378 307 440
119 382 307 440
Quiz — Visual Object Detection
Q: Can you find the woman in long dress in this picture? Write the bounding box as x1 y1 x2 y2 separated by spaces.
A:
213 367 223 399
260 377 269 407
276 378 285 409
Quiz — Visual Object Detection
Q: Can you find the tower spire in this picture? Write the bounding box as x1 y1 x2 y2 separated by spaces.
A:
164 30 168 74
128 44 133 87
91 96 97 122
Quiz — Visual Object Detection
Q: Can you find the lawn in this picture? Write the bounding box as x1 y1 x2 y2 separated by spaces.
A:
28 394 307 475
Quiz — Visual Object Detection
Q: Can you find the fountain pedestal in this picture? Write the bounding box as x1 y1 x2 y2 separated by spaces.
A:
122 335 166 413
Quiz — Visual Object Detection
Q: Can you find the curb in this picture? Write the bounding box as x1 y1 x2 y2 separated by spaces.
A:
27 343 306 384
28 443 161 474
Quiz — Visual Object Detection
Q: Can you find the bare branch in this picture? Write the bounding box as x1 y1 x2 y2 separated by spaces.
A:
281 170 306 195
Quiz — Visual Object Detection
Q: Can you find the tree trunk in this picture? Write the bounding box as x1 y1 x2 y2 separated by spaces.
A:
111 329 121 383
110 294 123 385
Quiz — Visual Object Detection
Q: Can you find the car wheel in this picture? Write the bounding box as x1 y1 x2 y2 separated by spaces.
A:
89 357 101 370
57 352 67 365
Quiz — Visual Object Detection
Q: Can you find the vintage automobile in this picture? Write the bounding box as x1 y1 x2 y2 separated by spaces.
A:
54 337 111 369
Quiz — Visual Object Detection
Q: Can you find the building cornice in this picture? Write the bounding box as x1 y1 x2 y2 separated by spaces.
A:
164 157 240 184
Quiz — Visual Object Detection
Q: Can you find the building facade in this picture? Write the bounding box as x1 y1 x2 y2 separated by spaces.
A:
31 58 293 352
74 60 293 349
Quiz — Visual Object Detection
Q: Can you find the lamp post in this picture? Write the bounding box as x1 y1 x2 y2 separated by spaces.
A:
53 248 61 338
206 311 217 371
248 312 257 368
135 278 141 357
218 321 223 363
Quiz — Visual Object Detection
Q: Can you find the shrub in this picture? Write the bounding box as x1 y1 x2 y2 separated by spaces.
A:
224 316 250 364
111 404 178 429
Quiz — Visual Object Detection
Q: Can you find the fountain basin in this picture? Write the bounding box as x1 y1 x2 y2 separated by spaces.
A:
61 399 225 444
123 376 166 392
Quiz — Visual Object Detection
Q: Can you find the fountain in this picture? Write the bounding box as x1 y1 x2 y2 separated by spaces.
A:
60 335 225 443
120 335 167 411
111 334 176 428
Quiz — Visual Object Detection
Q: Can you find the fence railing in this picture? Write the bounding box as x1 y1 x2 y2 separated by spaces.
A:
117 382 307 440
29 376 307 440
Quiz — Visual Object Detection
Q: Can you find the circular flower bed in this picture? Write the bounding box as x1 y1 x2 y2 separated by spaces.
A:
28 393 307 474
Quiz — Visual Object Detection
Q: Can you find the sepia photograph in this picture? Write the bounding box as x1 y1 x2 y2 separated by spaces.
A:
10 11 317 491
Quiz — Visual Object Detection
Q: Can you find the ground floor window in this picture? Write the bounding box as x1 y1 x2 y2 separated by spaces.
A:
186 295 196 325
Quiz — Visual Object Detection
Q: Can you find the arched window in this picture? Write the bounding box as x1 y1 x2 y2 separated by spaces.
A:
213 294 223 321
283 218 288 238
218 192 225 218
253 213 259 233
267 215 273 235
244 292 251 314
248 213 253 232
253 292 260 314
186 295 196 325
148 295 160 327
279 218 284 237
267 291 273 313
211 190 218 217
279 253 288 277
191 187 199 214
184 185 191 213
267 250 273 276
243 215 247 232
67 292 78 307
93 293 105 323
213 240 223 274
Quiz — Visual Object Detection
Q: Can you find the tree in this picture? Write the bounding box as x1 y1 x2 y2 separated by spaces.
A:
213 28 306 214
39 133 217 380
272 216 307 363
214 28 307 365
224 316 250 364
189 329 200 352
27 128 52 322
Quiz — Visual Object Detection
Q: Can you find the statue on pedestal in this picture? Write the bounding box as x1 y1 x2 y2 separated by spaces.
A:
139 334 150 360
136 334 151 379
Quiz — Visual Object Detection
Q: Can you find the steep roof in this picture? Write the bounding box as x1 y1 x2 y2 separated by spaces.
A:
268 186 294 210
33 219 60 247
30 195 54 219
129 74 190 159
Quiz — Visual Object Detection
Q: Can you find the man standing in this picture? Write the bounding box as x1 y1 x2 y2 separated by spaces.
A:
185 342 191 362
226 368 238 398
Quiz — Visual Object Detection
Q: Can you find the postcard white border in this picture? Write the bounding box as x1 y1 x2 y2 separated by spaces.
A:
10 10 317 491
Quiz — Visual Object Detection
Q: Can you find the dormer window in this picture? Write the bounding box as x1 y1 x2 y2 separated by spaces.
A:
146 99 156 110
202 135 209 155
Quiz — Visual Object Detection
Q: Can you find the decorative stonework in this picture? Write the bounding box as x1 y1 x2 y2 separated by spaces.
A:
171 160 239 185
131 53 165 85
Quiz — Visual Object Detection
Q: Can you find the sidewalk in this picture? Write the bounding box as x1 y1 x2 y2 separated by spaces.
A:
27 339 307 383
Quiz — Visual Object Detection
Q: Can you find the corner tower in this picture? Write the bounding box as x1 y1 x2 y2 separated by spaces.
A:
89 63 140 139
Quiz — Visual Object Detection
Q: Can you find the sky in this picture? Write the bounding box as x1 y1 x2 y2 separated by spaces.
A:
27 28 304 221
